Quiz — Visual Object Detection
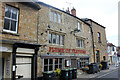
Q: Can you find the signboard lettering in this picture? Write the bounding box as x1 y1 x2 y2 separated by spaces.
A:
49 47 86 54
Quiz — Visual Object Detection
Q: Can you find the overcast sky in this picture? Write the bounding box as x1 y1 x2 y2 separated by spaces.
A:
39 0 119 46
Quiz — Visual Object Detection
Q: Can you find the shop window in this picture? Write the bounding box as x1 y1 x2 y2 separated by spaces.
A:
43 58 63 72
76 39 84 48
77 58 89 68
97 32 101 43
65 60 70 67
3 5 19 33
50 10 62 23
49 33 64 45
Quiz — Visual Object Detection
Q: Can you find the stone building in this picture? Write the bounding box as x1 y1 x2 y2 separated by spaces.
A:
0 1 41 79
0 1 108 79
107 43 117 65
82 18 108 63
36 2 98 76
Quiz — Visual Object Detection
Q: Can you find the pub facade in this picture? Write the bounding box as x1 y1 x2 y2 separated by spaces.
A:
36 2 94 76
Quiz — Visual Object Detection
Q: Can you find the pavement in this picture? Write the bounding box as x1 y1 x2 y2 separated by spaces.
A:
77 64 119 78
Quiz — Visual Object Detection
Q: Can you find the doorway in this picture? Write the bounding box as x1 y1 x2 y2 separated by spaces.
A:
16 57 32 79
96 50 100 63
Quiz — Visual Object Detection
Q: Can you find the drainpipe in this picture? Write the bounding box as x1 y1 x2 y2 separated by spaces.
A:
89 25 95 63
37 12 39 44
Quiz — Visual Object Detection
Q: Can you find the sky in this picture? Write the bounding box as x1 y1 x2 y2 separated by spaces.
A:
39 0 119 46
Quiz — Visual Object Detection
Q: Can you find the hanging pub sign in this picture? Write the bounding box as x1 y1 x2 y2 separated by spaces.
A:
49 47 86 54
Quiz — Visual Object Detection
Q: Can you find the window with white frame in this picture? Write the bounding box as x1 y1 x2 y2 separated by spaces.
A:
50 11 54 21
76 39 84 48
50 10 62 23
3 5 19 33
78 22 82 31
58 13 61 23
49 33 64 45
77 58 89 68
43 58 63 72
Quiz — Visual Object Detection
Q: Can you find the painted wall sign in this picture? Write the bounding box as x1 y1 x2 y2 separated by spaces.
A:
49 47 86 54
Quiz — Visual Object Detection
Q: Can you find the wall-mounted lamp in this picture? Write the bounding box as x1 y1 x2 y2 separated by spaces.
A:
48 25 50 28
47 52 50 55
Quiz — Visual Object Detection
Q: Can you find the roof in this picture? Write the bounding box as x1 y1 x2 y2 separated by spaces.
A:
107 43 115 47
20 2 40 10
37 1 91 26
81 18 106 28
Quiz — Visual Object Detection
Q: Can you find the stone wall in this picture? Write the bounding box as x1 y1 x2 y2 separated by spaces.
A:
0 2 39 44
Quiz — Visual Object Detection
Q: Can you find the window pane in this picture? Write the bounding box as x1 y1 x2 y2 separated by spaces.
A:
44 66 48 71
54 13 57 22
5 6 11 18
97 32 100 37
53 34 56 44
77 40 80 47
49 65 53 71
58 14 61 23
55 65 58 70
49 33 52 43
10 20 16 31
55 58 58 64
59 65 62 69
12 9 17 19
49 59 53 64
78 22 80 30
57 35 60 44
4 19 10 30
59 58 62 63
60 36 64 45
80 40 82 48
50 11 53 21
44 59 48 65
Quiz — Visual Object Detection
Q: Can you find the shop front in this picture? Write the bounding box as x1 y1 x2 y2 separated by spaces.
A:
40 46 90 74
1 40 42 80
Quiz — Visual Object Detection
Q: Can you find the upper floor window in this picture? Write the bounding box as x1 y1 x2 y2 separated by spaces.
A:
3 5 19 33
76 39 84 48
78 22 82 31
112 47 115 51
97 32 101 43
50 11 54 21
50 11 62 23
49 33 64 45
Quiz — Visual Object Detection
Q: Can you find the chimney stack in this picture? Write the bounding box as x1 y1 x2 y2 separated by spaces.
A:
71 7 76 16
66 7 70 13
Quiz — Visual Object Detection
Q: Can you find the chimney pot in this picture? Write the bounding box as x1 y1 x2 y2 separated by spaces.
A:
71 7 76 16
66 7 70 13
